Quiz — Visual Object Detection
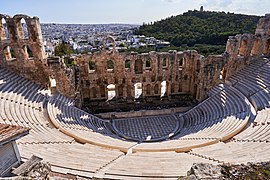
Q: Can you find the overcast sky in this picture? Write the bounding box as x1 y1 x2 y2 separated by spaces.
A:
1 0 269 24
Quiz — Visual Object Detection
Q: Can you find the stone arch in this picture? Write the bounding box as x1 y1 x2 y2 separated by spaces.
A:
162 57 167 67
14 15 30 40
0 17 9 40
134 82 142 99
107 59 114 70
22 45 33 59
154 84 159 94
145 58 152 69
3 46 16 60
107 84 116 101
89 60 96 71
146 84 151 95
160 81 167 97
239 39 247 56
125 59 131 69
135 59 143 74
251 37 261 55
103 35 116 51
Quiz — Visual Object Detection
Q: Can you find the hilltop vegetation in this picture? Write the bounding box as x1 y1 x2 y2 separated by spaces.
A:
135 10 260 55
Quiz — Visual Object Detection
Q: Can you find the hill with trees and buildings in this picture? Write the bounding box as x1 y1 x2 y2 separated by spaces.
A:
135 9 260 55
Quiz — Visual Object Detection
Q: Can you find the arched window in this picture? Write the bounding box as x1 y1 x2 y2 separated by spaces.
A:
16 18 28 39
107 59 114 70
22 45 33 59
0 18 9 40
3 46 16 60
160 81 167 97
145 58 151 69
135 59 143 74
162 57 167 67
89 60 96 71
125 59 131 69
100 85 106 98
134 83 142 99
107 84 116 101
239 39 247 56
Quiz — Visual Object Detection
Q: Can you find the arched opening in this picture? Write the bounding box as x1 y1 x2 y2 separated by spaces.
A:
89 60 96 72
103 35 116 50
107 59 114 71
160 81 167 97
91 87 97 98
125 59 131 69
134 83 142 99
145 58 151 69
16 18 28 39
100 85 106 98
127 85 132 97
107 84 116 101
154 84 159 94
162 57 167 67
3 46 16 60
118 85 123 97
239 39 247 56
146 84 151 95
251 38 260 55
171 83 175 94
0 18 8 40
22 45 33 59
220 68 227 80
135 59 143 74
263 39 270 55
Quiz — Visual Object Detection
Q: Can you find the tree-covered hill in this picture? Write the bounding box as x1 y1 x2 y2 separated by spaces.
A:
135 10 260 55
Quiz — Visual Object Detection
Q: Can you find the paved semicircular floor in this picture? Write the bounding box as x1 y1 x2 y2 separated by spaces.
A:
112 115 181 142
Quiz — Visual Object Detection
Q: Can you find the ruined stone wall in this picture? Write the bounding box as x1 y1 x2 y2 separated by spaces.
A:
0 13 270 104
0 14 76 98
76 49 205 102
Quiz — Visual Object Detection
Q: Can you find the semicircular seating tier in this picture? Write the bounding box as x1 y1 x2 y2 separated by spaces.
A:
0 57 269 179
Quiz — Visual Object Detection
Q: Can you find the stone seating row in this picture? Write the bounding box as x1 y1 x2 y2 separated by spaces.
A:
18 142 124 178
191 141 270 164
47 94 137 152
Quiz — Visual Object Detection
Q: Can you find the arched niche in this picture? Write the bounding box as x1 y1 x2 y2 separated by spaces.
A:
154 84 159 94
145 58 152 69
103 35 116 51
107 84 116 101
135 59 143 74
160 81 167 97
107 59 114 71
239 39 247 56
125 59 131 70
134 83 142 99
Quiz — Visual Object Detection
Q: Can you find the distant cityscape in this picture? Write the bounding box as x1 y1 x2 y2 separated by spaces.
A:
40 23 170 56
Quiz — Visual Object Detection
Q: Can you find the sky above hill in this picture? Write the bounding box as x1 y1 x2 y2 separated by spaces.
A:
1 0 269 24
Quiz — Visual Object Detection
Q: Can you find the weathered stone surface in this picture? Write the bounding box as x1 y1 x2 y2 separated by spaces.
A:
187 163 223 179
0 13 270 110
